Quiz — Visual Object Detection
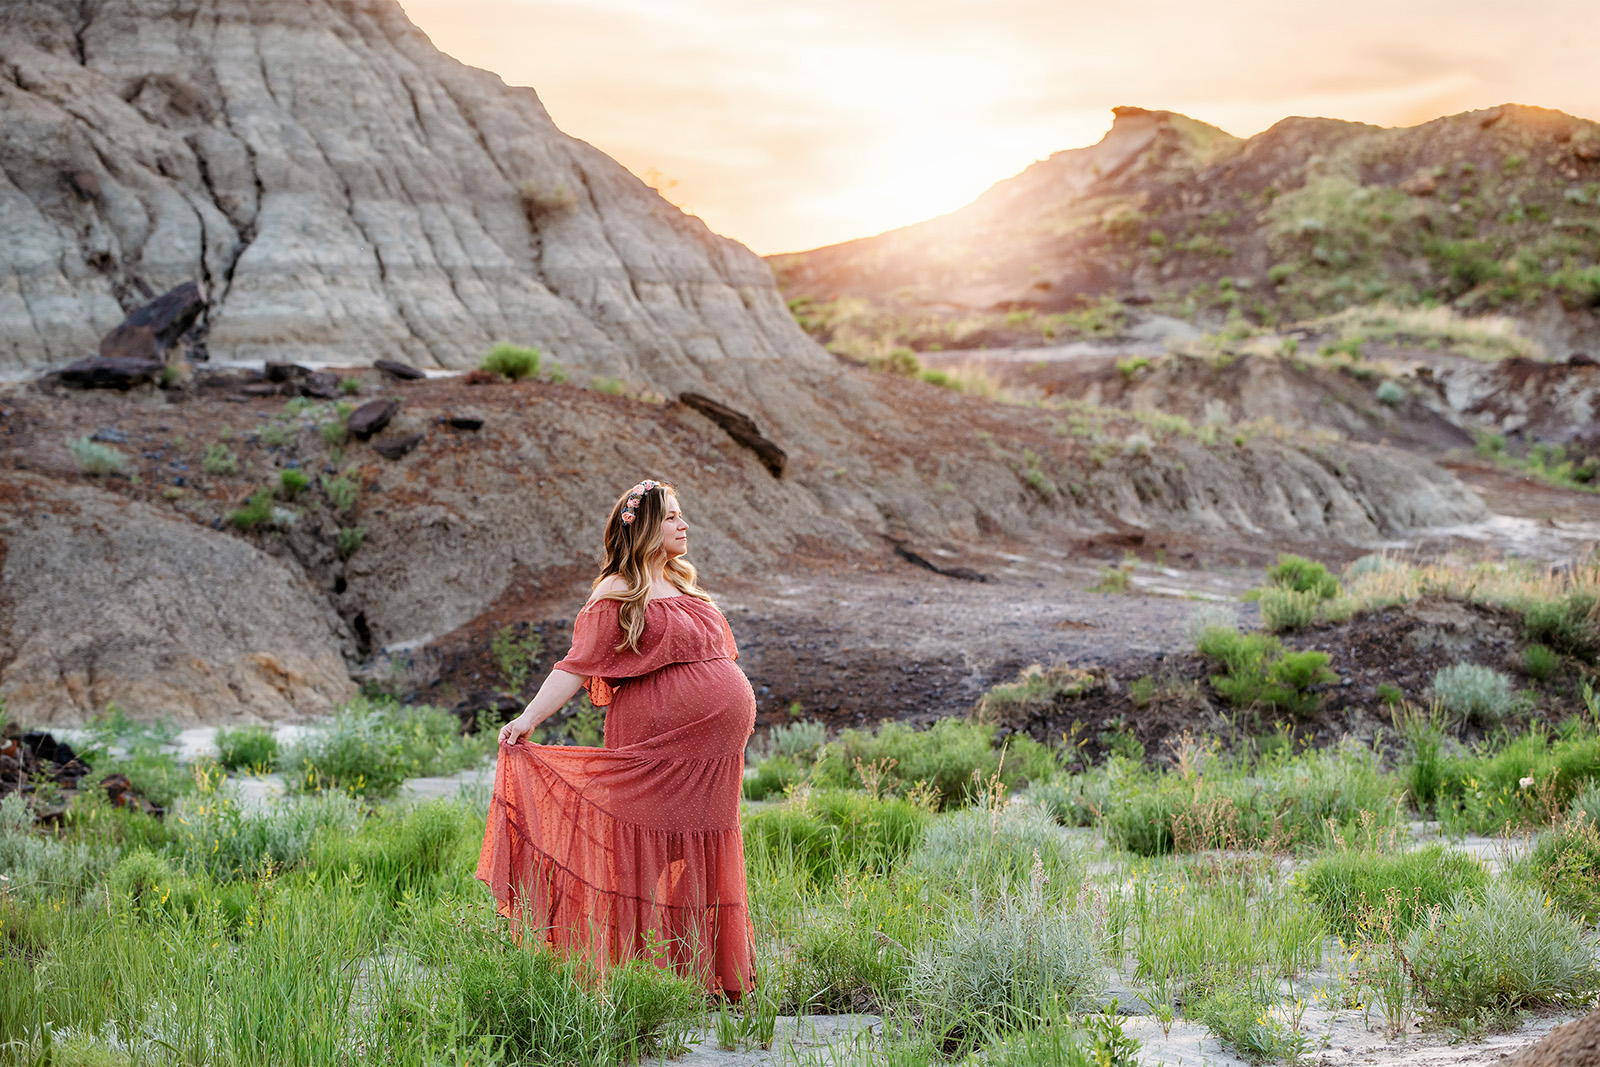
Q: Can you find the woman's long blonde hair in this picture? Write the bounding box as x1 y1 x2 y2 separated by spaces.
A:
592 480 713 651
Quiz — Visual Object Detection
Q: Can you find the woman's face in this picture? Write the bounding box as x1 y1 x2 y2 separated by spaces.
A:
658 494 689 559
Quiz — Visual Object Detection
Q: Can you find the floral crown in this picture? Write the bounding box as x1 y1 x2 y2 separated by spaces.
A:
619 479 661 525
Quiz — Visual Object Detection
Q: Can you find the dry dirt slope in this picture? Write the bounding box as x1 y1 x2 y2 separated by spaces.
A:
773 105 1600 354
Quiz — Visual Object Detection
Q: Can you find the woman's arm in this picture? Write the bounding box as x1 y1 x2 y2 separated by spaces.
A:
496 669 587 746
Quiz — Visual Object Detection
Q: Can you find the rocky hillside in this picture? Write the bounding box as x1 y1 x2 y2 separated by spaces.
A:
0 2 1496 726
0 0 825 417
772 105 1600 356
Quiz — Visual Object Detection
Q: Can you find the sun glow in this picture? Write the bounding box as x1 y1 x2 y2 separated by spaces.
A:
400 0 1600 255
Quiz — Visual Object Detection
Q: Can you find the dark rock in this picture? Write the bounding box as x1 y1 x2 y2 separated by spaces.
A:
101 773 163 817
348 399 399 439
99 280 206 362
299 371 343 399
453 690 524 731
372 432 423 459
20 731 75 764
375 358 426 380
893 543 990 582
92 427 130 443
678 392 787 477
446 413 484 431
1568 352 1597 367
263 361 304 383
57 356 165 389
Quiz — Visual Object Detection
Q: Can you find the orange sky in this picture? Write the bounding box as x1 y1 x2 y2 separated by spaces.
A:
399 0 1600 255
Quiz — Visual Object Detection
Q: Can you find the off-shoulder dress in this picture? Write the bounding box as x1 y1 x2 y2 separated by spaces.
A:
475 594 758 996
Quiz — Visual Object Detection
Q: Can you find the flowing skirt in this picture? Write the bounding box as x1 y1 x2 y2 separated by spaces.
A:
476 658 757 995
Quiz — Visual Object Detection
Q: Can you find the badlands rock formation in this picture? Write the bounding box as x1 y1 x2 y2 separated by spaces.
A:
0 0 1493 723
0 0 832 426
0 471 353 724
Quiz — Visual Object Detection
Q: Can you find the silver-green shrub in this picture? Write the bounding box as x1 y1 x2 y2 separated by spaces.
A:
1430 662 1515 724
1376 379 1406 406
1404 881 1600 1024
169 789 363 880
911 800 1081 901
67 436 126 476
913 863 1104 1032
0 794 109 899
762 719 827 761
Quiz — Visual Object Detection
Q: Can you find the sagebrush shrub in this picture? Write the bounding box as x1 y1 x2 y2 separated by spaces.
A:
284 698 493 798
202 442 239 476
911 801 1081 901
0 795 108 900
1430 662 1514 724
67 436 126 476
829 718 1034 809
762 719 827 761
1259 587 1320 632
1404 881 1600 1025
169 789 363 880
913 871 1104 1040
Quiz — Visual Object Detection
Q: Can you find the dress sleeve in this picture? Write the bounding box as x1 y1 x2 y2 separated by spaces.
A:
551 600 627 706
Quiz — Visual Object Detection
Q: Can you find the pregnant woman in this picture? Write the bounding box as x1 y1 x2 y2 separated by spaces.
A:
476 479 757 998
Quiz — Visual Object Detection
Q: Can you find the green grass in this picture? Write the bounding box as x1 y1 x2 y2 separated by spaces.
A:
227 486 274 531
215 724 279 772
1196 625 1338 720
480 340 541 381
284 697 493 798
1435 724 1600 833
1296 844 1488 939
203 442 240 476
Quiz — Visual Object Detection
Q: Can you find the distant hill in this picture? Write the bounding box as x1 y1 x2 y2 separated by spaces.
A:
770 105 1600 356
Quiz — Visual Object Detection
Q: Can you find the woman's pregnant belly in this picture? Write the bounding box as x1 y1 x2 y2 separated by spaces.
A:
603 657 756 755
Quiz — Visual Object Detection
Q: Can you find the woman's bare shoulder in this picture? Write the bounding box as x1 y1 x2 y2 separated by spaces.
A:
586 575 629 602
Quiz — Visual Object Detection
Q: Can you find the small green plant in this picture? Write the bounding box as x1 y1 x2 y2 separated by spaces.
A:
284 697 493 798
259 421 292 447
66 436 126 476
1430 662 1514 725
214 725 279 772
336 525 366 559
278 468 310 498
590 375 625 394
227 487 275 531
1523 642 1559 681
1526 807 1600 922
1197 627 1338 719
321 473 360 512
338 376 362 395
202 442 240 476
1259 587 1321 632
1115 355 1151 380
1091 566 1132 593
491 624 544 697
1375 379 1406 406
1377 683 1404 706
1265 554 1340 599
480 341 541 381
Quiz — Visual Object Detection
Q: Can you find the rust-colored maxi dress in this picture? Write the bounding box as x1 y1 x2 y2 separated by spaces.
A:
476 594 758 996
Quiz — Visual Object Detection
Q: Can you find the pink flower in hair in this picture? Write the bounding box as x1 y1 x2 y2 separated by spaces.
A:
621 510 635 524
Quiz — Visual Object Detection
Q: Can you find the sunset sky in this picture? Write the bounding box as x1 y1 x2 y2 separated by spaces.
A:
399 0 1600 256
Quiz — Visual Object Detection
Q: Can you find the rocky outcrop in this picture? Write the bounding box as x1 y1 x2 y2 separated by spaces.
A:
0 0 837 434
0 471 353 724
